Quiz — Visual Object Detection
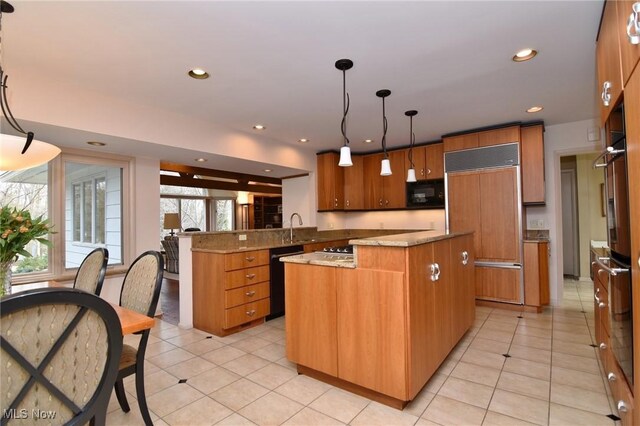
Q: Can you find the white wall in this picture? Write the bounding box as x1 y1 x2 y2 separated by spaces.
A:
282 175 315 228
525 119 603 304
316 209 445 231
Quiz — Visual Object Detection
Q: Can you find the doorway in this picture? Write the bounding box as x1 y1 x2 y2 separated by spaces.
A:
560 157 580 279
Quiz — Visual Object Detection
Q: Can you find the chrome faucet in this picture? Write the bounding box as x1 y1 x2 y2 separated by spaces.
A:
289 213 303 243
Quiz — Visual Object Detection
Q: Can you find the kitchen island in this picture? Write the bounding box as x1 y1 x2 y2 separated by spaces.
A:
281 230 475 408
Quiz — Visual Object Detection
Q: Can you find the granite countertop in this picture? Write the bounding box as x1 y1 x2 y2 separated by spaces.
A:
191 241 315 254
523 238 550 243
349 230 473 248
280 252 357 269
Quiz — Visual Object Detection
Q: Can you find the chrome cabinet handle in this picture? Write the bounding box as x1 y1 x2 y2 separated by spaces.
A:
599 301 606 309
420 168 425 176
246 290 256 297
379 199 383 206
599 342 607 350
618 401 629 413
246 256 255 262
594 288 600 303
246 309 256 317
335 198 338 207
385 200 389 206
461 251 469 265
628 3 640 45
429 263 441 282
246 273 256 279
608 372 617 382
346 200 350 207
427 168 431 175
602 81 612 107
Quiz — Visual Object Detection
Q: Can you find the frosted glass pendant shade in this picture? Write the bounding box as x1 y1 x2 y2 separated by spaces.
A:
0 133 61 171
406 168 417 182
380 158 392 176
338 146 353 167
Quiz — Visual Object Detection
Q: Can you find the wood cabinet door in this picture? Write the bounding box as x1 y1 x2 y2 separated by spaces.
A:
344 155 364 210
285 264 338 376
450 234 476 341
383 150 407 208
425 143 444 180
363 153 384 209
625 67 640 417
407 145 427 180
407 241 451 398
447 172 482 258
476 266 520 303
443 133 479 152
478 126 520 147
316 152 344 211
479 168 520 263
521 125 546 204
617 0 640 86
336 268 407 400
596 0 624 125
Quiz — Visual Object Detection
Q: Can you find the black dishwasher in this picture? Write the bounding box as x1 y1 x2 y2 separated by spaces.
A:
267 245 304 320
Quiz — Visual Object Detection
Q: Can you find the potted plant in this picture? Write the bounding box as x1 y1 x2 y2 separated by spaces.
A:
0 206 53 296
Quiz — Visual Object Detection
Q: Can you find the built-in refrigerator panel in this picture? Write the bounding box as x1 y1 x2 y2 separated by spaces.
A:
445 143 524 304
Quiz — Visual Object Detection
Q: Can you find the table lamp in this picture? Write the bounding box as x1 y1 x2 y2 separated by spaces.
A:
163 213 181 237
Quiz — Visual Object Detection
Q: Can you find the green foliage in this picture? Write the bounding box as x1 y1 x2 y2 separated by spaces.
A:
15 255 48 273
0 206 54 263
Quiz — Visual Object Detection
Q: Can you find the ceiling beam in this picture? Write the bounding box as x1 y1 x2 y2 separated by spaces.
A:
160 175 282 195
161 162 282 185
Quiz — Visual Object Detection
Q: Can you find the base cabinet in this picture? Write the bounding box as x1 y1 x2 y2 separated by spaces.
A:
523 241 550 308
285 234 475 404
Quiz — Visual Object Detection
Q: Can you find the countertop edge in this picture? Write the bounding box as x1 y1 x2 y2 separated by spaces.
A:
349 230 474 248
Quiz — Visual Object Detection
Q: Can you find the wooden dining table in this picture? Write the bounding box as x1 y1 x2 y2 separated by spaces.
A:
9 281 155 335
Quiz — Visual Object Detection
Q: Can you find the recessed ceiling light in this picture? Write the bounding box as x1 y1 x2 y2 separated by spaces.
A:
87 141 106 146
363 139 374 144
298 138 309 143
264 168 272 172
195 158 207 162
188 68 209 79
512 48 537 62
526 106 544 113
253 124 266 130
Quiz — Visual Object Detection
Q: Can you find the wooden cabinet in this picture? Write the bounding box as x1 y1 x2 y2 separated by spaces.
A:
478 126 520 147
364 151 406 209
285 234 475 404
616 0 640 87
523 241 550 308
193 249 270 336
406 143 444 180
253 196 282 229
443 133 478 152
344 155 364 210
317 152 344 211
475 266 520 303
596 0 624 125
285 264 338 376
521 124 546 204
447 172 482 257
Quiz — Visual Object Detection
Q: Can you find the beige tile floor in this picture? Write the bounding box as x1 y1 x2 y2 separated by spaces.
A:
107 279 620 425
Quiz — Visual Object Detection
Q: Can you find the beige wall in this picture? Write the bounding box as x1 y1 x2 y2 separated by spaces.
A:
576 153 607 278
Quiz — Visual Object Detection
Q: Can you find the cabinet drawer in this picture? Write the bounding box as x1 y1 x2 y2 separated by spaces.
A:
595 279 610 335
225 282 270 308
224 265 269 290
605 353 635 425
225 298 270 329
224 250 269 271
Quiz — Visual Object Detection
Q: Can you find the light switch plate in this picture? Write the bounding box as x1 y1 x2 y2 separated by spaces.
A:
239 234 247 241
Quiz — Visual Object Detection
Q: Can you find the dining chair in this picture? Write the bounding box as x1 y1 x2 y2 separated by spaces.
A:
74 247 109 295
1 287 123 426
113 250 163 426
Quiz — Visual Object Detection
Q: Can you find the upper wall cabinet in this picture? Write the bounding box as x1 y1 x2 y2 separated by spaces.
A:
597 0 624 125
404 143 444 180
317 152 344 211
443 126 520 152
363 151 407 209
344 155 364 210
617 0 640 86
443 133 479 152
521 125 546 205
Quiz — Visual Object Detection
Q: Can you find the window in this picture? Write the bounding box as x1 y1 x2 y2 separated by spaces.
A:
65 162 124 268
213 199 235 231
71 177 105 244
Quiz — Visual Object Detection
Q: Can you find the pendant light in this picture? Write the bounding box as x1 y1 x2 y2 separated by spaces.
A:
0 1 60 171
376 89 392 176
336 59 353 167
405 110 418 182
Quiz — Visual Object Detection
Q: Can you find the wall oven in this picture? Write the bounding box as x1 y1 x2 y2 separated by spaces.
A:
594 101 632 390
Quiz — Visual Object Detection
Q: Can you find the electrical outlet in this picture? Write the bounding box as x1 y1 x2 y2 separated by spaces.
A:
239 234 247 241
379 222 385 229
328 223 334 229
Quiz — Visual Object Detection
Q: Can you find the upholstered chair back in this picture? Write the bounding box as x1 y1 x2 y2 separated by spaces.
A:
119 251 164 317
74 247 109 295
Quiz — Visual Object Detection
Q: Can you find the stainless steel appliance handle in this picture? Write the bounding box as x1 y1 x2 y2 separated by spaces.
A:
595 256 630 276
593 146 625 168
475 261 521 269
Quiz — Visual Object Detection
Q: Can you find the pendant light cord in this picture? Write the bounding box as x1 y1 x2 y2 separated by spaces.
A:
382 96 388 158
408 115 414 168
341 69 350 147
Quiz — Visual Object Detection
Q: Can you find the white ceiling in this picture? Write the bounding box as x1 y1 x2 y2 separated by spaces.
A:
2 1 603 177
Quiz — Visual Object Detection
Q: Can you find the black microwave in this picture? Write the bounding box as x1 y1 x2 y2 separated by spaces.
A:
406 179 445 209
